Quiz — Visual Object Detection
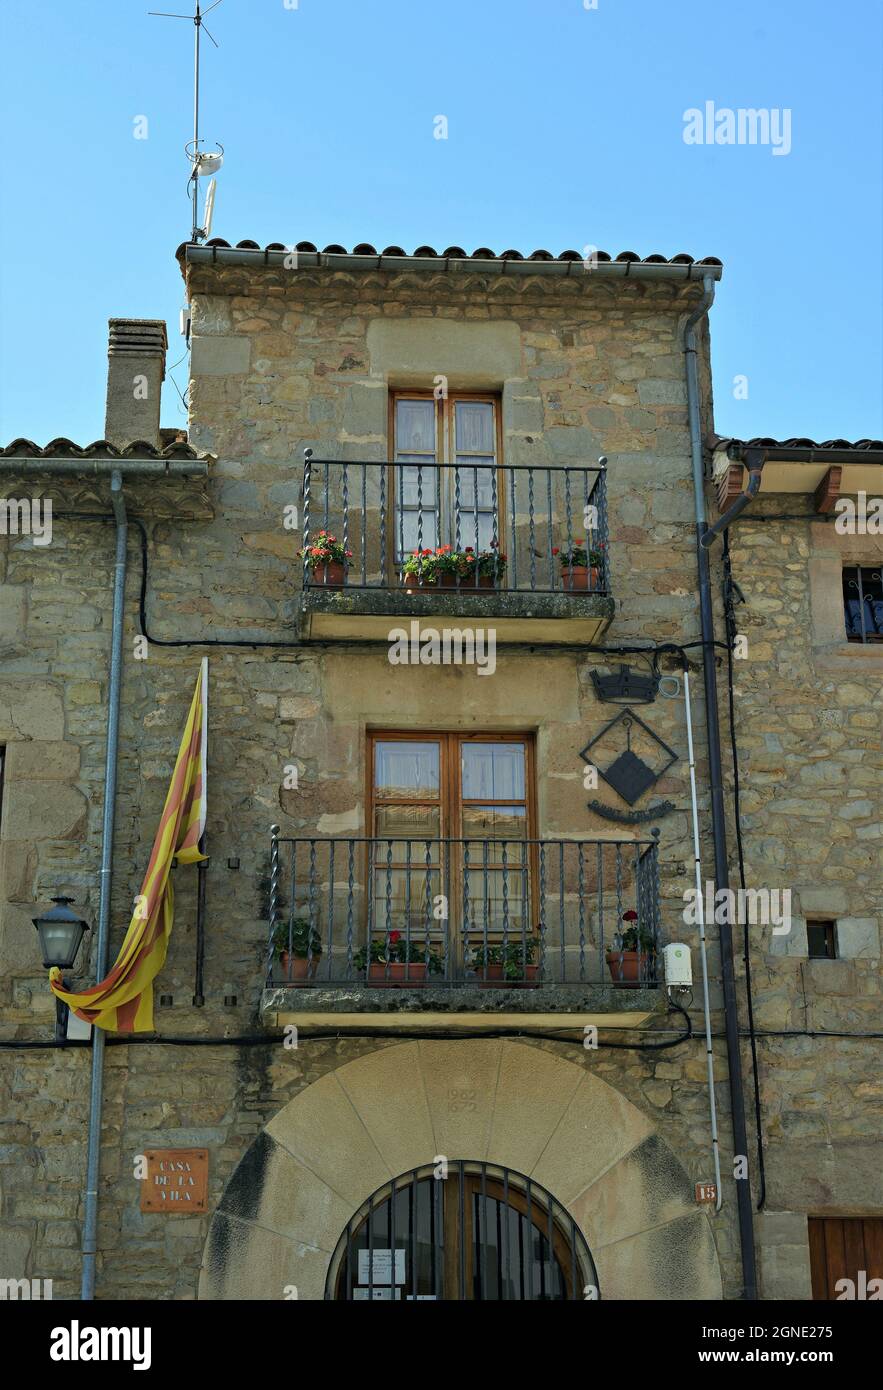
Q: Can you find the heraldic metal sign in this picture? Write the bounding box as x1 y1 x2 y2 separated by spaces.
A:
580 707 678 823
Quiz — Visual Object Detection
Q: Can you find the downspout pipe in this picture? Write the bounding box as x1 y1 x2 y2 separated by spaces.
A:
684 276 759 1299
81 469 128 1301
700 448 767 547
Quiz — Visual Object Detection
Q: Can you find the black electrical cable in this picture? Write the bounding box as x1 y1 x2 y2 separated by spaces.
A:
7 1016 883 1052
722 528 767 1211
52 510 730 658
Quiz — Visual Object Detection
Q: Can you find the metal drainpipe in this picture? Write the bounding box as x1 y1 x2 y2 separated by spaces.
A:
80 469 128 1301
684 276 759 1299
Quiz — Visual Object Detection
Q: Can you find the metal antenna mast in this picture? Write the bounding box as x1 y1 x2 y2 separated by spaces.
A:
149 0 224 242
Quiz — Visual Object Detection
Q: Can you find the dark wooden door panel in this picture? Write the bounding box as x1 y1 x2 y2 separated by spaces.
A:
809 1217 883 1299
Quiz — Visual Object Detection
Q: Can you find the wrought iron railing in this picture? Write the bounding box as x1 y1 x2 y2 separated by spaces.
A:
300 452 610 595
843 566 883 643
266 831 661 988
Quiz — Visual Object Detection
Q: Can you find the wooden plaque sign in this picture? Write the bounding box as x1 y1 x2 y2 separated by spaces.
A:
141 1149 209 1213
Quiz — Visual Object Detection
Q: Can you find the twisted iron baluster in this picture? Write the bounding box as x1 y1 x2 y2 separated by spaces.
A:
615 843 624 982
538 844 547 987
325 840 334 983
490 467 499 588
342 462 349 587
268 824 280 984
463 839 471 976
379 463 387 587
564 470 573 593
385 840 393 983
577 842 586 983
598 457 609 593
559 841 566 984
528 469 536 591
546 468 555 592
416 465 424 584
509 466 517 591
302 450 312 590
424 841 433 979
345 840 355 978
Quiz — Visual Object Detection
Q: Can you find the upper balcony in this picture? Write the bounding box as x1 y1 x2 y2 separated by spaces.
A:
260 830 663 1032
296 453 614 645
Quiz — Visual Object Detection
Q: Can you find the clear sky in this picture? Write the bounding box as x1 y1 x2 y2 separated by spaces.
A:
1 0 880 445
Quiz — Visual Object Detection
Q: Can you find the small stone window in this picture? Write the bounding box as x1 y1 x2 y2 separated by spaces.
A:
807 920 838 960
842 566 883 643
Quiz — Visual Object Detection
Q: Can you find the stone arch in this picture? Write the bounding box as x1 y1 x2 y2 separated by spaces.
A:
198 1040 722 1300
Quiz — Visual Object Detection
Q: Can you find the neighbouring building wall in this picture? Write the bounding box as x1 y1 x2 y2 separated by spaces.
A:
723 502 883 1299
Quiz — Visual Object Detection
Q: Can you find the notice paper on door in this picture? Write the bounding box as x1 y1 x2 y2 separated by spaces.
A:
358 1249 406 1286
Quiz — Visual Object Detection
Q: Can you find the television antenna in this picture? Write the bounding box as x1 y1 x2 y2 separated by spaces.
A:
149 0 225 243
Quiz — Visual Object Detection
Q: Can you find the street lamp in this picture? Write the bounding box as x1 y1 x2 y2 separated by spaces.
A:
32 896 90 1040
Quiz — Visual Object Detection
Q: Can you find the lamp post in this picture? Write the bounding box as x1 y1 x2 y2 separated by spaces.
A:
32 896 90 1041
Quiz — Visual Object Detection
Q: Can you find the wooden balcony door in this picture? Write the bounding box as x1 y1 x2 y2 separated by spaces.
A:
367 732 535 969
390 394 504 563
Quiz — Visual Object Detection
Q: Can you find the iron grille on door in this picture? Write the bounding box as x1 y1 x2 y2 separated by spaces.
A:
326 1161 598 1301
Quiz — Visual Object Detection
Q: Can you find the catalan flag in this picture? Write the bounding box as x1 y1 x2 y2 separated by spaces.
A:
50 659 208 1033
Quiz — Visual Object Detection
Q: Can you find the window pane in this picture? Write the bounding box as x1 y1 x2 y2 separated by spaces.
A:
375 742 440 798
374 806 440 846
457 464 496 507
399 513 439 555
462 743 526 801
396 399 436 455
455 401 495 454
462 805 526 850
399 464 438 506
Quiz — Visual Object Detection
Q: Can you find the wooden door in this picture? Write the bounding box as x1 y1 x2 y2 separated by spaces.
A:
808 1217 883 1300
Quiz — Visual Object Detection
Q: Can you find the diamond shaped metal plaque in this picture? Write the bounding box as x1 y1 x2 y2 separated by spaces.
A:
580 708 678 806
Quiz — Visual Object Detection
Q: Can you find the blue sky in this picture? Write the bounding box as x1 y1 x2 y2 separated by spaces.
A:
1 0 880 444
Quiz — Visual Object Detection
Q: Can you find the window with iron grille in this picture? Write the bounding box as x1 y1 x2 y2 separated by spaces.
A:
326 1161 598 1301
842 566 883 643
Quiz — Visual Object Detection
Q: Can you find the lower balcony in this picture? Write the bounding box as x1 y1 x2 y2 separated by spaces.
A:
297 456 614 645
260 833 663 1032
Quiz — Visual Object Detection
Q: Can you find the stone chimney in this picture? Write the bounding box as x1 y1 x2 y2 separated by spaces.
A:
104 319 168 449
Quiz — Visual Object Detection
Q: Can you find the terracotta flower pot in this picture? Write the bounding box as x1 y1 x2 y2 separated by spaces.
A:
560 565 600 592
605 949 652 987
477 963 539 989
279 952 320 983
309 560 345 587
366 961 433 987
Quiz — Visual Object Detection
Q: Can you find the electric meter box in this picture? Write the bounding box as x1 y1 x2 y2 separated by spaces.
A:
663 942 693 987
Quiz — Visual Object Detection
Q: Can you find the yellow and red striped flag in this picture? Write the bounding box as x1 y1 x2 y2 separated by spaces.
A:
50 659 208 1033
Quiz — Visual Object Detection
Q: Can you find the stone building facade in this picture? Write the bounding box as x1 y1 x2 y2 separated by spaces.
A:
0 241 880 1302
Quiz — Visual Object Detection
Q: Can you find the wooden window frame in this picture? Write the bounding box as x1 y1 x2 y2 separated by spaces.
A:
365 731 539 959
388 392 506 570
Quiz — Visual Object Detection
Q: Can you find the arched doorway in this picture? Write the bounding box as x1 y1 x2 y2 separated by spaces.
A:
326 1161 598 1301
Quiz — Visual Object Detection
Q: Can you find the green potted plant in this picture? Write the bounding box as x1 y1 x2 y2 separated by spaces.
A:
272 917 323 983
354 931 444 987
401 548 440 588
472 939 538 988
299 530 353 587
605 910 656 986
471 544 507 589
552 539 605 591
